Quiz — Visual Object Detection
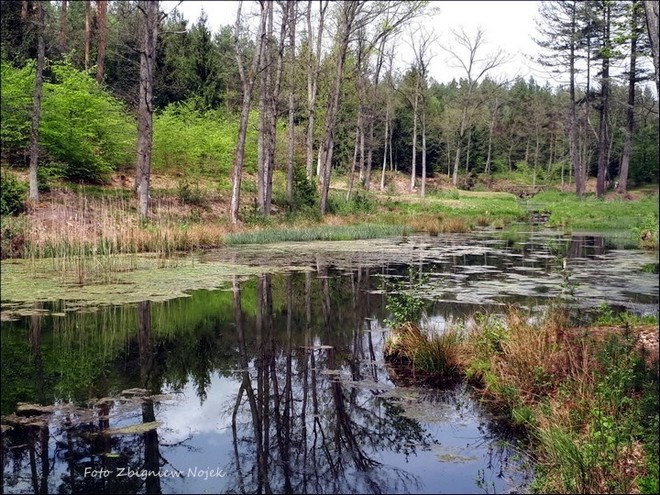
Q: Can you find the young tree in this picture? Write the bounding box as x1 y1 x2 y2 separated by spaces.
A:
229 1 267 225
28 0 45 202
135 0 159 218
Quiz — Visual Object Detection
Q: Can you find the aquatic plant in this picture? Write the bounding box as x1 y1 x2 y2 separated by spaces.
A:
224 224 408 245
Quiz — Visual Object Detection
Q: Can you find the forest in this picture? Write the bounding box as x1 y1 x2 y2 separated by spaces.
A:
1 2 659 495
1 0 658 224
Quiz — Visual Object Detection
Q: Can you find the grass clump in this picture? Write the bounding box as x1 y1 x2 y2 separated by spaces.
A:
381 268 464 382
224 223 408 245
464 306 659 494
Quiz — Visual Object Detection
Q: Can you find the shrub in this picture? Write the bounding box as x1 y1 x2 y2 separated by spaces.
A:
1 170 27 215
1 61 136 182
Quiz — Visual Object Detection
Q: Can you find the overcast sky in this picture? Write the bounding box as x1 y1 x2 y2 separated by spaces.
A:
161 0 549 86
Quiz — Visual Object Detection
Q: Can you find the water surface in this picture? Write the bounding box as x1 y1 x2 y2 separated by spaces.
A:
2 230 657 494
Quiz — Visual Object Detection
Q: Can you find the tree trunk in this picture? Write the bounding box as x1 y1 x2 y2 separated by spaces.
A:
28 1 45 203
380 101 389 191
618 0 639 195
305 1 328 180
452 105 468 186
21 0 28 21
59 0 68 53
410 88 419 191
84 0 91 70
644 0 660 95
319 4 358 215
485 98 498 175
135 0 159 218
286 1 296 205
346 120 360 201
230 1 267 224
420 106 427 197
96 0 108 83
568 0 584 197
596 3 611 198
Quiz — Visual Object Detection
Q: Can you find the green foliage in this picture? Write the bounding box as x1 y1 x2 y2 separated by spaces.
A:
177 178 209 208
0 215 28 258
153 103 258 178
534 190 659 240
224 224 408 245
0 61 33 162
327 189 378 215
0 170 27 215
381 268 430 326
1 61 136 183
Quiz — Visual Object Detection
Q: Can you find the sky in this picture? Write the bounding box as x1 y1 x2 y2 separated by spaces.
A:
161 0 550 86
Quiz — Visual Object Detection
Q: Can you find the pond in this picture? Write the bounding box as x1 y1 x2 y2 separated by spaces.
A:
1 229 658 494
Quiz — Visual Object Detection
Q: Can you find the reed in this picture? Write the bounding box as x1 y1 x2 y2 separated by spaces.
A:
224 223 408 245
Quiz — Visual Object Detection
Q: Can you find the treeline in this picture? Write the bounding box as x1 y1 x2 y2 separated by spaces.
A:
1 1 658 222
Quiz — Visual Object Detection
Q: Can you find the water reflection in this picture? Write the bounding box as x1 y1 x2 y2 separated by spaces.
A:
2 231 657 494
2 266 527 494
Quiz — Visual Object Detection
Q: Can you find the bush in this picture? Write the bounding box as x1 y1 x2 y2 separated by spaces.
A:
1 61 135 182
0 171 27 215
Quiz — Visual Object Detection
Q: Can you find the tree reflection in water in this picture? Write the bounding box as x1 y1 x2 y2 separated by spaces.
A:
226 271 428 494
2 265 531 494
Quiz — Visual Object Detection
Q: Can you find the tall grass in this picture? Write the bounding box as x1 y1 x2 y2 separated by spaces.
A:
224 224 408 245
384 321 464 381
464 307 659 494
19 188 230 284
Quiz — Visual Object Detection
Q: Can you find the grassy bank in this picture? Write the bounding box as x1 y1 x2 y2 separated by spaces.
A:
1 171 658 262
383 304 659 494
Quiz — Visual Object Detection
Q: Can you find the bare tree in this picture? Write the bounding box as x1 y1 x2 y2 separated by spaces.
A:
305 0 329 180
28 0 46 202
135 0 159 218
617 0 642 195
96 0 108 83
318 1 364 215
230 1 268 225
319 1 426 213
443 27 508 187
286 1 297 205
410 27 435 197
